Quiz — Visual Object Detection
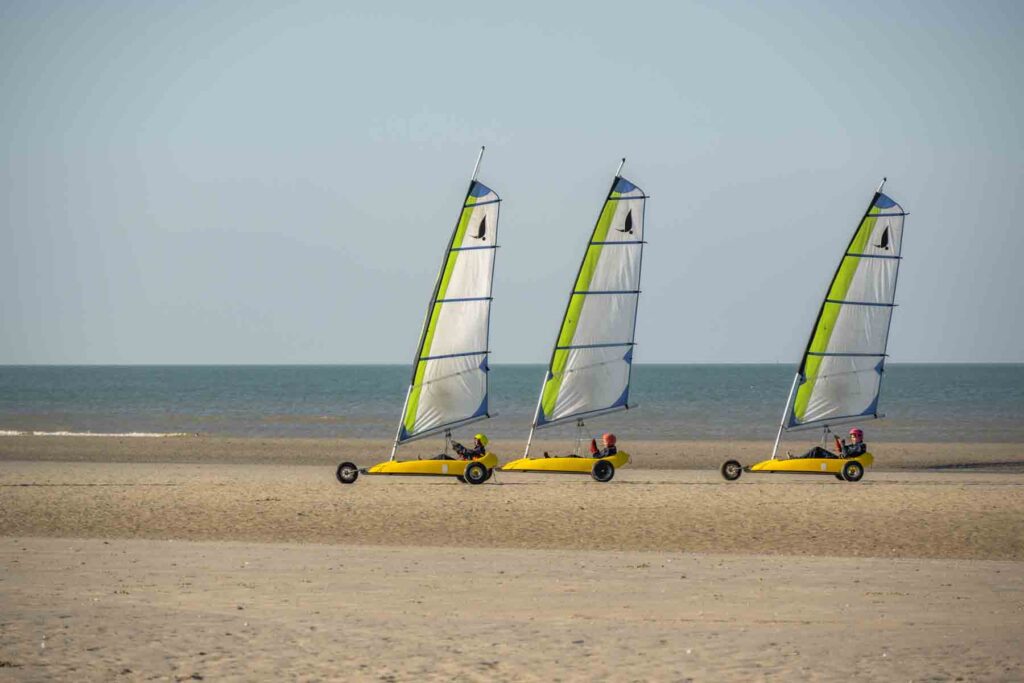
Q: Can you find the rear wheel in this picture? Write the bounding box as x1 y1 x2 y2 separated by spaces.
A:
591 459 615 482
842 460 865 482
482 468 493 482
464 462 488 485
721 460 742 481
336 462 359 484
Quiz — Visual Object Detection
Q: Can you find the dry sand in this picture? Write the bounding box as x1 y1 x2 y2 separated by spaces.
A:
2 538 1021 682
2 437 1023 680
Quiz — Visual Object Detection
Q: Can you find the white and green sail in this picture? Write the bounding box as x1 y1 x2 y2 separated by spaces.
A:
526 162 647 449
393 149 500 454
773 180 906 455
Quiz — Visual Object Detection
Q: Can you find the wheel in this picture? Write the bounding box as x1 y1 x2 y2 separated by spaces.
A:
482 468 493 483
464 462 488 485
336 462 359 484
591 459 615 482
721 460 742 481
842 460 864 482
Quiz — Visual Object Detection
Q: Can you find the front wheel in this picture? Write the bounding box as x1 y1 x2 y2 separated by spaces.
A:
336 462 359 484
464 462 488 485
721 460 742 481
591 459 615 482
842 460 865 482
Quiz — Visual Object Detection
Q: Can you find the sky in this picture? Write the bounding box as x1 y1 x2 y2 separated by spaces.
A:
2 0 1022 364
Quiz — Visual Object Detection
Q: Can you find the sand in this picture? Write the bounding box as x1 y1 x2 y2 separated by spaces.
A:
2 538 1021 682
2 437 1023 680
2 434 1022 471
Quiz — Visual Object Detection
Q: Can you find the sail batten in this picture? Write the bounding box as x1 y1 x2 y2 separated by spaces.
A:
395 167 501 447
784 188 906 431
531 173 647 432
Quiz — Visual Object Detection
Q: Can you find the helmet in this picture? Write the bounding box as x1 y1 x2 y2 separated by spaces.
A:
474 433 489 446
602 433 617 446
849 428 864 439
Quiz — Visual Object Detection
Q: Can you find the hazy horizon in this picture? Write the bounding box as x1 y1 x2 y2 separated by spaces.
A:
3 1 1022 364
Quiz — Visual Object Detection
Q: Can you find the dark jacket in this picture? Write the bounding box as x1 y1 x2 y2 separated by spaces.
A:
453 442 485 459
589 440 618 458
842 441 867 458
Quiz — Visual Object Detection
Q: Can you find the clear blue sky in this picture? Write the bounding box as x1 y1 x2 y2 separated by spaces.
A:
2 0 1022 363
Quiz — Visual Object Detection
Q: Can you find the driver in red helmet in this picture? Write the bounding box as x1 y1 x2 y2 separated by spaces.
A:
801 427 867 459
840 428 867 458
589 433 618 458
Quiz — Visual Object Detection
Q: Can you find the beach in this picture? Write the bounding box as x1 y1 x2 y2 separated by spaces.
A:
1 436 1023 680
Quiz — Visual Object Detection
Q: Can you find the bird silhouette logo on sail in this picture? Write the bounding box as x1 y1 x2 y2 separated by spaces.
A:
473 216 487 240
616 210 634 234
875 225 890 250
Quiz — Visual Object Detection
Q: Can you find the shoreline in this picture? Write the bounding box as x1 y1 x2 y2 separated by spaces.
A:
2 434 1022 470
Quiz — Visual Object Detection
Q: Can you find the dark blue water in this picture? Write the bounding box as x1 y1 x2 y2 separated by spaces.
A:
1 365 1022 442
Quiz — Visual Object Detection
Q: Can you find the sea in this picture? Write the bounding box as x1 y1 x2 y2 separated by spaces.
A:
1 364 1022 443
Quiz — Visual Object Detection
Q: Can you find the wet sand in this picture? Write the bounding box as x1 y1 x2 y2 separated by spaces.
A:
2 434 1022 471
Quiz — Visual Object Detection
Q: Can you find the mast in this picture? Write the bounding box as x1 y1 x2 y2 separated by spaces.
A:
525 157 646 450
390 147 498 458
781 178 905 435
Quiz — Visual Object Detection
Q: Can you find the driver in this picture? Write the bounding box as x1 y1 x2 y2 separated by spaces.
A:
589 433 618 458
802 427 867 459
840 428 867 457
452 433 489 460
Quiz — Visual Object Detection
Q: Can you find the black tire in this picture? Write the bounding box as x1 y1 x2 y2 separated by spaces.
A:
842 460 865 482
336 462 359 484
721 460 742 481
835 474 845 481
464 462 488 485
482 468 493 483
591 459 615 482
456 475 467 483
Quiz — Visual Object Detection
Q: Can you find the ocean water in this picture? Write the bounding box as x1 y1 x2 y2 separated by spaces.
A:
0 364 1022 443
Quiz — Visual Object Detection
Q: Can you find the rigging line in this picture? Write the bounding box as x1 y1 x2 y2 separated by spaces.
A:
555 342 634 350
419 350 489 361
846 252 902 260
451 245 498 251
463 198 501 208
590 240 646 245
572 289 641 295
435 296 493 303
806 351 887 358
550 357 626 377
415 366 487 388
824 299 896 307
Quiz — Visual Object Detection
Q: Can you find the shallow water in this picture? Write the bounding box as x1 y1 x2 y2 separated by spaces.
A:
1 364 1022 442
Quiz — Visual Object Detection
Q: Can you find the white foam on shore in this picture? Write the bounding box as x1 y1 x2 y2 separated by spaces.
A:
0 430 192 438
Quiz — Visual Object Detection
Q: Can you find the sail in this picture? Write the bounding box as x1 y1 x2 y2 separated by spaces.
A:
784 189 906 431
533 175 647 429
397 179 501 444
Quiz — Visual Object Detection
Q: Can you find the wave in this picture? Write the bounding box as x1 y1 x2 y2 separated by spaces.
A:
0 430 193 438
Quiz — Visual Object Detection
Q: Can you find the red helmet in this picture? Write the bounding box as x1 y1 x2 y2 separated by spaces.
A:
849 428 864 439
602 433 617 446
